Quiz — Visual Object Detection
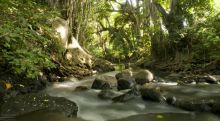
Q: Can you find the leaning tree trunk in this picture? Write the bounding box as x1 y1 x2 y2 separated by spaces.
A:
47 0 114 79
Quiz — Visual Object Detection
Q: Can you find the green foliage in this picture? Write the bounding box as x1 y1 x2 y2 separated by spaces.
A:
0 0 63 78
189 13 220 61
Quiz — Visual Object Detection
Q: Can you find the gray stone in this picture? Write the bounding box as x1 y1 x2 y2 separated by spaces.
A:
134 70 154 85
140 87 166 102
98 90 121 100
91 75 117 90
115 70 133 80
117 77 135 90
74 86 89 92
112 87 140 102
0 93 78 117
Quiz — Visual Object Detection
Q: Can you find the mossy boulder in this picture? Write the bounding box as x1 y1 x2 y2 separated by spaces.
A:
0 93 78 117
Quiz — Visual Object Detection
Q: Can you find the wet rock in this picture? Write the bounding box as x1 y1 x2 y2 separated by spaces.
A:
182 76 196 84
13 84 29 94
117 77 135 90
194 75 218 84
74 86 89 92
91 78 111 90
98 90 121 100
173 99 214 112
166 96 177 105
16 110 86 121
134 70 154 85
28 80 45 93
0 93 78 117
115 70 133 80
203 75 218 84
212 75 220 81
140 87 166 102
182 75 219 85
91 75 117 90
93 58 115 72
112 87 140 102
140 84 220 113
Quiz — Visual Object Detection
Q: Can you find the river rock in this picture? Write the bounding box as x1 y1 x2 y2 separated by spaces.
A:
140 83 220 113
16 110 86 121
112 87 140 102
133 70 154 85
74 86 89 92
203 75 218 84
140 86 166 102
212 75 220 81
98 90 121 100
166 96 177 105
0 93 78 117
117 77 135 90
115 70 133 80
91 75 117 90
13 84 29 94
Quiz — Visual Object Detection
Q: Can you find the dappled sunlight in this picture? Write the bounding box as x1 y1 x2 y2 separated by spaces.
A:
1 0 220 121
56 25 68 43
214 0 220 11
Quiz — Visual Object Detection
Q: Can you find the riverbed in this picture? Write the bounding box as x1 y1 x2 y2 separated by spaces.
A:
15 70 220 121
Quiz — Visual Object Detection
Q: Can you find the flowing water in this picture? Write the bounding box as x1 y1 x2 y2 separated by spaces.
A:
16 71 220 121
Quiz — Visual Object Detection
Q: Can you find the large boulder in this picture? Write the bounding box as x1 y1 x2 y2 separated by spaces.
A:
140 85 166 102
16 110 85 121
91 75 117 90
115 70 133 80
0 93 78 117
117 77 135 91
133 70 154 85
140 84 220 113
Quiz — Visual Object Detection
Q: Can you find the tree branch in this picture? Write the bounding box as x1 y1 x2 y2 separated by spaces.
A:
153 1 168 17
170 0 178 14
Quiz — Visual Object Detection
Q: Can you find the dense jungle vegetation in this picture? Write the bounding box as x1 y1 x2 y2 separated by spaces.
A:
0 0 220 80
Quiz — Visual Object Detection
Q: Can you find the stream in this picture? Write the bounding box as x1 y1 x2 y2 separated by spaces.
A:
16 71 220 121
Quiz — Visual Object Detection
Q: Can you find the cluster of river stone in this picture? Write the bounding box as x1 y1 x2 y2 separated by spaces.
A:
1 69 220 118
90 69 220 114
91 69 164 102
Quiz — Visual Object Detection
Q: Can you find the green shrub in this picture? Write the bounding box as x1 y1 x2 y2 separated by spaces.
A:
0 0 63 78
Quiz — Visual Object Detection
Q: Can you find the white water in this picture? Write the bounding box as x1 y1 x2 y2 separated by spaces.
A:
45 74 188 121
